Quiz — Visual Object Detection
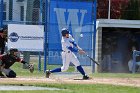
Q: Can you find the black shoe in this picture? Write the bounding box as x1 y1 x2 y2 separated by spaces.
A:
83 75 89 80
46 70 51 78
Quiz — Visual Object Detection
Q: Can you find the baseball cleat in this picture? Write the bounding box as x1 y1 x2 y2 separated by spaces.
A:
45 70 51 78
83 75 89 80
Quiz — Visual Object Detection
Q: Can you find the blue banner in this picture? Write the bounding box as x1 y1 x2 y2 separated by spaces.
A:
0 0 3 28
48 1 94 65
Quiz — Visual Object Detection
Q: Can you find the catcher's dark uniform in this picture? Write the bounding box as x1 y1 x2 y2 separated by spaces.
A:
0 54 26 78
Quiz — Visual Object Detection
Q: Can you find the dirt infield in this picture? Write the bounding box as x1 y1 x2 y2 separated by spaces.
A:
0 76 140 87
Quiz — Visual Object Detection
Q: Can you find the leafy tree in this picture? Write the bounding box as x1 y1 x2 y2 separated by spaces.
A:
97 0 129 19
121 0 140 20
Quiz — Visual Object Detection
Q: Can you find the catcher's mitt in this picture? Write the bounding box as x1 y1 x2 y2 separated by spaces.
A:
28 64 34 73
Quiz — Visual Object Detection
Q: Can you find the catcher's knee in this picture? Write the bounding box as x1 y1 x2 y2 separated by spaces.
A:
7 70 16 78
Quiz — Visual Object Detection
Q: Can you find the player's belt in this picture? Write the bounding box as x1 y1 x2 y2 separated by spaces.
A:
62 50 70 53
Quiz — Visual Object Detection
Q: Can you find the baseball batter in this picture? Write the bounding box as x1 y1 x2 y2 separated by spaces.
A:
46 28 89 80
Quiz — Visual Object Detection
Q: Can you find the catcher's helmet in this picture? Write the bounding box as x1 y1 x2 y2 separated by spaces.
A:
9 48 18 55
61 28 69 36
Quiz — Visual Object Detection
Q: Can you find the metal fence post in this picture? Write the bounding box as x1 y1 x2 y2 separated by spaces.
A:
92 0 97 73
44 0 49 72
38 0 43 71
132 50 136 73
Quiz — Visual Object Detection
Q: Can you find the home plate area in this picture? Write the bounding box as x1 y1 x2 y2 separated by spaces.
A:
0 72 140 88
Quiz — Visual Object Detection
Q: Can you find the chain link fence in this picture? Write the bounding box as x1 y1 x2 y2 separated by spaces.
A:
0 0 140 73
0 0 140 26
0 0 45 26
0 0 46 71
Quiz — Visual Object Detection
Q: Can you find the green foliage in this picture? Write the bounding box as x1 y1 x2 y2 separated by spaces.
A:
121 0 140 20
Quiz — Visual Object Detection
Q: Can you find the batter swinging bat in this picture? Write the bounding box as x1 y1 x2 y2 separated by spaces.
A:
85 54 100 65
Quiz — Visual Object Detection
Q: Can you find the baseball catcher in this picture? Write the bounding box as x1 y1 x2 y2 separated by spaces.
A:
0 48 34 78
46 28 89 80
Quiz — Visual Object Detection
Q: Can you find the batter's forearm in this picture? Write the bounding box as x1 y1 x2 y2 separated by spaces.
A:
67 46 78 52
77 45 82 50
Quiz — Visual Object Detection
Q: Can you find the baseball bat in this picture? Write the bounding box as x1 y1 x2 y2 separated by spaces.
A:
85 54 100 65
78 49 100 65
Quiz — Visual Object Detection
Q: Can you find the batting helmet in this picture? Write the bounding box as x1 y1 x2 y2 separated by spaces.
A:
61 28 69 36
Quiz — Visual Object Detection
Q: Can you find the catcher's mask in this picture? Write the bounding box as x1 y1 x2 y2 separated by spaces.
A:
61 28 69 36
9 48 20 57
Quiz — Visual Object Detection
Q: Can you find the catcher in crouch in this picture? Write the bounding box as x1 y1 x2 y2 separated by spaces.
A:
0 48 29 78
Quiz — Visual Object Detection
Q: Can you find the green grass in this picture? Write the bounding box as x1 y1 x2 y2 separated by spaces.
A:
11 61 140 78
10 61 76 77
0 60 140 93
0 83 140 93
